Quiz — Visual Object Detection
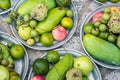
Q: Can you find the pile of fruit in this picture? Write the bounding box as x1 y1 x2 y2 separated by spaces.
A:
83 6 120 66
0 40 25 80
31 50 93 80
97 0 120 3
6 0 74 47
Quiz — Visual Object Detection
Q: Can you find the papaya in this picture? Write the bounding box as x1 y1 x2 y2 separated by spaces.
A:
17 0 56 16
83 34 120 66
45 53 73 80
0 0 11 10
35 7 66 34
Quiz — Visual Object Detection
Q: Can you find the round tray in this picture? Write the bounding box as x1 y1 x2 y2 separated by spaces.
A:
0 0 19 15
10 0 78 50
0 32 29 80
28 49 102 80
80 4 120 69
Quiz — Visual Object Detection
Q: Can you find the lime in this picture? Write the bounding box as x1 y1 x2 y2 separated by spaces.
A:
61 17 73 29
10 44 25 59
84 23 94 34
46 50 60 64
40 33 54 47
26 38 35 46
33 58 49 75
74 56 93 75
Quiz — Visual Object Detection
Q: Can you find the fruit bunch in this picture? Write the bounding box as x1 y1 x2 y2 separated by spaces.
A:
97 0 120 3
84 6 120 48
31 50 93 80
6 0 74 47
0 40 25 80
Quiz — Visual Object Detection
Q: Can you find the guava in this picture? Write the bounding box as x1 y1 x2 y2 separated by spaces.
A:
18 25 32 40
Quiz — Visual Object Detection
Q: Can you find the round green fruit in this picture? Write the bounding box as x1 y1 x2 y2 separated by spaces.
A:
84 23 94 34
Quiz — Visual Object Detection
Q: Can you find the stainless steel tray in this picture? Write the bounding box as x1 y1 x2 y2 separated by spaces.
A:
0 32 29 80
28 49 102 80
10 0 78 50
0 0 19 15
80 4 120 69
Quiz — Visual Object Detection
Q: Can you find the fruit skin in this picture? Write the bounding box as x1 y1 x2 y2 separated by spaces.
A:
52 25 67 41
110 6 120 14
0 0 11 10
33 58 49 75
83 34 120 66
61 17 73 29
36 7 66 34
110 0 120 3
56 0 71 7
31 75 45 80
18 25 32 40
46 54 74 80
74 56 93 75
26 38 35 46
92 12 103 22
17 0 56 16
83 23 94 34
117 36 120 48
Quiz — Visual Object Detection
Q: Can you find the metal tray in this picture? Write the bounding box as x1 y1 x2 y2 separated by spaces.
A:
28 49 102 80
0 0 19 15
80 4 120 69
0 32 29 80
10 0 78 50
94 0 120 4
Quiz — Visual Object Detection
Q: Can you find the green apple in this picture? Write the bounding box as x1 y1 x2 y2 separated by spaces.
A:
18 25 32 40
74 56 93 75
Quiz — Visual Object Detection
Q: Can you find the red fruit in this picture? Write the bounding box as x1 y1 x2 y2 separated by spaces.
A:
31 75 44 80
92 12 103 22
52 25 67 41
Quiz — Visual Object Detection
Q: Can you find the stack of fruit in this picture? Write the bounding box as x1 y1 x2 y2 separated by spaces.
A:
0 40 25 80
83 6 120 66
6 0 74 47
31 50 93 80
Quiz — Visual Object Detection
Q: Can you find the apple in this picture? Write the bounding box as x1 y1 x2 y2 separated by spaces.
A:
74 56 93 75
92 12 103 22
31 75 44 80
52 25 67 41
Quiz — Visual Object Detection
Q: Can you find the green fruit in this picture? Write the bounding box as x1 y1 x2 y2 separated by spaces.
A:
34 36 40 43
40 33 54 47
61 17 73 29
16 20 21 26
10 44 25 59
97 0 107 3
29 20 38 28
18 25 32 40
99 32 109 40
107 35 116 43
46 50 60 64
84 23 94 34
101 19 108 24
26 38 35 46
91 28 99 36
110 0 120 3
102 13 110 21
82 76 88 80
33 58 49 75
74 56 93 75
94 21 101 27
30 30 39 37
66 9 74 17
117 36 120 48
103 7 110 13
99 24 107 32
0 0 11 10
6 17 12 24
46 54 74 80
83 34 120 66
23 14 30 22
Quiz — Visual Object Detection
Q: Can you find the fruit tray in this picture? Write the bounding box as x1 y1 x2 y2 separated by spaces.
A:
28 49 102 80
80 3 120 69
0 31 29 80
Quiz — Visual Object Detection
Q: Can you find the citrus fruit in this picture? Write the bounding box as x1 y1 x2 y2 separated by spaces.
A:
33 58 49 75
46 50 60 64
74 56 93 75
10 44 25 59
61 17 73 29
83 23 94 34
40 33 54 47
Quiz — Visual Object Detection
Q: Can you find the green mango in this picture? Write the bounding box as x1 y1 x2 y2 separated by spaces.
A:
46 54 74 80
0 0 11 10
17 0 56 16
